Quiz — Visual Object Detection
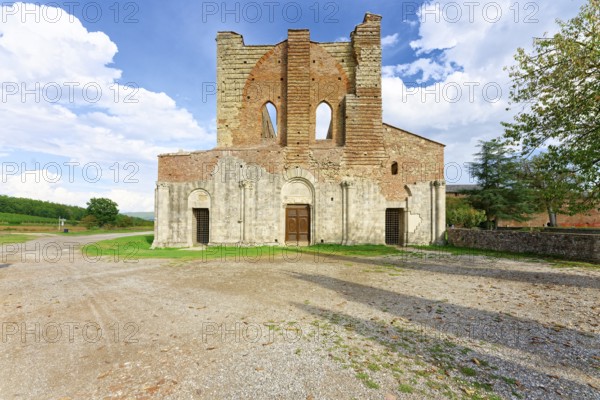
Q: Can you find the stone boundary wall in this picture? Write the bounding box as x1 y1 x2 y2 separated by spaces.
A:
447 228 600 263
496 227 600 235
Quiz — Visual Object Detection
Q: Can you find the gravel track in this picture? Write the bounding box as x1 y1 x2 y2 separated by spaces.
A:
0 234 598 399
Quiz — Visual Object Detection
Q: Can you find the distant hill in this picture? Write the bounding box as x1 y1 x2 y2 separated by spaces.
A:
0 195 152 226
123 212 155 221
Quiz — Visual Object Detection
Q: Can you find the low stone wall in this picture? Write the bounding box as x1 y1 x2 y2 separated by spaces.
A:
447 229 600 263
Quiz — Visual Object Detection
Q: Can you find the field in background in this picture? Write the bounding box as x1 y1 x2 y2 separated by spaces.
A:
0 211 152 235
0 212 76 226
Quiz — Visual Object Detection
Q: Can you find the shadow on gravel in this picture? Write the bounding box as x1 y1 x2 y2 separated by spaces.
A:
398 262 600 290
313 252 600 290
294 302 600 400
290 272 599 377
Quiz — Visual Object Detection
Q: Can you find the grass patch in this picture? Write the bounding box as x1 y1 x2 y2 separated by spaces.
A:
367 363 381 372
500 376 517 385
87 235 411 261
87 235 294 261
460 366 478 377
355 372 379 389
398 383 414 393
0 234 34 245
307 244 408 257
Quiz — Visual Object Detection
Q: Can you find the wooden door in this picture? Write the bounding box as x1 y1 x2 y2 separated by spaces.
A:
286 205 310 243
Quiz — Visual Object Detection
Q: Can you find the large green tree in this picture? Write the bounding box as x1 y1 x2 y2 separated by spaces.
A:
466 140 536 229
86 198 119 227
503 0 599 209
522 153 583 226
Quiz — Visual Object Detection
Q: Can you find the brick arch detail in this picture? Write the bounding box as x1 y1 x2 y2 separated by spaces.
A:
237 41 350 147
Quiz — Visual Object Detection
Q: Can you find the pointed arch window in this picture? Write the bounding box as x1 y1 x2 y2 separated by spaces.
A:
315 102 332 140
262 102 277 138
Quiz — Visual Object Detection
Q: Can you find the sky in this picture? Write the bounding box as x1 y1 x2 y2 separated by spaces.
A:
0 0 587 212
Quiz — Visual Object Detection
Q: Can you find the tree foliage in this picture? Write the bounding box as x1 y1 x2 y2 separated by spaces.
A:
521 153 584 226
0 194 152 227
446 197 486 228
86 198 119 227
80 215 99 229
466 140 536 228
503 0 600 208
0 195 86 220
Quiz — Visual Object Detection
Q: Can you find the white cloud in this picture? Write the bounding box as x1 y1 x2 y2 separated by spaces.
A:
334 36 349 42
381 33 399 48
381 0 586 182
0 3 215 210
383 57 456 84
2 168 154 212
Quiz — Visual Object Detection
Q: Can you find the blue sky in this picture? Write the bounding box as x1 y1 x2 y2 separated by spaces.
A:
0 1 586 211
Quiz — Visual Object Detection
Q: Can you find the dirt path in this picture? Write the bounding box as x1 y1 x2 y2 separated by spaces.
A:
0 236 598 399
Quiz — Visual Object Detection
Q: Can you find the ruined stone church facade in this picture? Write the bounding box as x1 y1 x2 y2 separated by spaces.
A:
153 13 445 248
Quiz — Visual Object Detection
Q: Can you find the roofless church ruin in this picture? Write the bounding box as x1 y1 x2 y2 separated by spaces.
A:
153 13 445 248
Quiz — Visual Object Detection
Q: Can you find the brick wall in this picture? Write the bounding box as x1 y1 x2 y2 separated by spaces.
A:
382 124 444 200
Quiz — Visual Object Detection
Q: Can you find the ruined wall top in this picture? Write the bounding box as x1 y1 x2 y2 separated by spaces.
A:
215 13 386 165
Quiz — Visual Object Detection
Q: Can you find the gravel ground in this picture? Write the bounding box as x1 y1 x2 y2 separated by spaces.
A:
0 234 598 399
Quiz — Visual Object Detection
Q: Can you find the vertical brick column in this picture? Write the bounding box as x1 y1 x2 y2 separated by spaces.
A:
216 32 245 148
344 14 386 165
285 29 311 164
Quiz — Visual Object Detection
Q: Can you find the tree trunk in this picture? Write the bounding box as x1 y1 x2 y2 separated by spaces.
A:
548 209 558 227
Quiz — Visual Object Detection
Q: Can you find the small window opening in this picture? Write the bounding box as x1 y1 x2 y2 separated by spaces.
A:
262 102 277 138
315 102 332 140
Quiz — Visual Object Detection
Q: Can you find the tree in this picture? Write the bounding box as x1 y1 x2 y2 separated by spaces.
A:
80 215 99 230
522 153 582 226
86 198 119 227
503 0 600 209
116 215 134 228
446 197 486 228
466 140 536 229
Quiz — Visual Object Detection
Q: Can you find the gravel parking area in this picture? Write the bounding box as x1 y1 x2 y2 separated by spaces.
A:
0 234 598 399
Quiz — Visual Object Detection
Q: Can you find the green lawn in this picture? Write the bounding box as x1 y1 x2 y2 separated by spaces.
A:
0 234 35 245
87 235 407 261
305 244 406 257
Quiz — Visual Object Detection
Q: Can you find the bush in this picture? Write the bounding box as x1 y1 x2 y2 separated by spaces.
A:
116 215 134 228
80 215 99 230
447 198 486 228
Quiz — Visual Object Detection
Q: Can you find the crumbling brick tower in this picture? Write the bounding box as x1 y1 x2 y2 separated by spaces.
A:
153 13 446 248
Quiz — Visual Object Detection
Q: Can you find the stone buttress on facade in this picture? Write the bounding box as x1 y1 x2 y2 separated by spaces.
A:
153 13 446 248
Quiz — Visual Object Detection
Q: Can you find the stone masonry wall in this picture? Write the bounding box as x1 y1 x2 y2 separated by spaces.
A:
155 155 436 247
447 229 600 263
154 13 447 248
